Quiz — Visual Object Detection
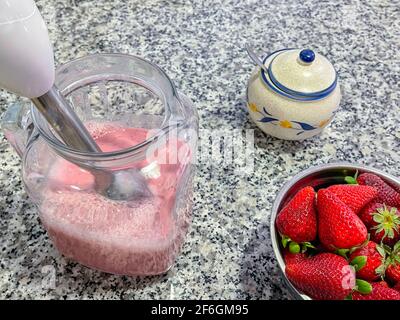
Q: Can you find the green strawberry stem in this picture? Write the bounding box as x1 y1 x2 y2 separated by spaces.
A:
350 256 367 272
385 240 400 269
281 235 291 248
375 264 386 278
375 243 388 278
348 238 370 258
355 279 372 295
344 170 359 185
336 248 350 259
301 242 316 253
281 235 315 254
289 241 301 254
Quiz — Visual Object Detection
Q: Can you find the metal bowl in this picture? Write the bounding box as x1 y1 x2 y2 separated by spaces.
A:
270 162 400 300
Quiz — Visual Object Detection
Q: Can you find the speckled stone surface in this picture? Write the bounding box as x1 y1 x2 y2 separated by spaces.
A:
1 0 399 299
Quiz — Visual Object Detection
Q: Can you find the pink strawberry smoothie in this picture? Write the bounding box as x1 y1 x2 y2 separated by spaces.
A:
39 122 192 275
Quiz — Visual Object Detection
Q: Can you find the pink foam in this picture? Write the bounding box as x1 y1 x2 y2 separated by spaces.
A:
40 122 192 275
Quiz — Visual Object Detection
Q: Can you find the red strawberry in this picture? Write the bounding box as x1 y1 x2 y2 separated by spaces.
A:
327 184 378 215
386 241 400 284
387 180 400 194
362 204 400 247
276 186 317 245
392 184 400 194
357 173 400 208
285 252 355 300
394 282 400 292
317 189 367 250
359 202 384 228
352 282 400 300
377 280 389 288
349 241 386 281
387 264 400 284
391 183 400 194
284 252 308 265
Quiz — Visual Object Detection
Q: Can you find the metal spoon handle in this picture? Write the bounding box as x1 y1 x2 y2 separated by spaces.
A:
245 44 269 73
31 85 101 153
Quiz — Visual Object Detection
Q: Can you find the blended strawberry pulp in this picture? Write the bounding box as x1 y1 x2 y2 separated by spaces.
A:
39 122 192 275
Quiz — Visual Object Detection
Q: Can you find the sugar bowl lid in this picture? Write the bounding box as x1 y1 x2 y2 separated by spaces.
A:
262 48 337 101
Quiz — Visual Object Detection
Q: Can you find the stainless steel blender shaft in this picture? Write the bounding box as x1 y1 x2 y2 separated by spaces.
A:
31 85 152 201
31 86 101 153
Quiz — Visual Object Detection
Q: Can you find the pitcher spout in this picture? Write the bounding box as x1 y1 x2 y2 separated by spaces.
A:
1 101 33 158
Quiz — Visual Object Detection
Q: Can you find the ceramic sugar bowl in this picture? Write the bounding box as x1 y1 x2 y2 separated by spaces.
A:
246 48 341 140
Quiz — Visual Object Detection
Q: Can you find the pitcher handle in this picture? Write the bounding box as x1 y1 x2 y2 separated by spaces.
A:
1 101 33 158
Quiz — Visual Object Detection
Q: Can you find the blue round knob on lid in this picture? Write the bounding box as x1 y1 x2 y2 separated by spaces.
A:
299 49 315 63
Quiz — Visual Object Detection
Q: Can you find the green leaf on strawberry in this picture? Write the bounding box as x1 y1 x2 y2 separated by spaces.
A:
281 235 316 254
281 235 291 248
394 240 400 252
336 248 350 259
301 242 316 253
289 241 301 254
375 264 386 277
351 256 367 272
349 241 387 282
375 244 387 278
355 279 372 295
371 205 400 241
382 243 393 254
381 240 400 284
345 170 359 185
376 244 386 258
349 237 370 255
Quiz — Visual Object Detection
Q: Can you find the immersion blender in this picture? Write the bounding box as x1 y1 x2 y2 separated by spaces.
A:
0 0 151 200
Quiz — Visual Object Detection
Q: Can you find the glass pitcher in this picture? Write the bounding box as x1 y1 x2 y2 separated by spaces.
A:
1 54 198 276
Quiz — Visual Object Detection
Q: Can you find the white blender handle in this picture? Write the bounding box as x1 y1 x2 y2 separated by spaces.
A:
0 1 153 201
0 0 54 98
0 0 100 152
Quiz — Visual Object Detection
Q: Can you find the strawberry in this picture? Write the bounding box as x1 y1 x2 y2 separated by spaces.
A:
285 252 355 300
389 182 400 194
352 282 400 300
284 252 308 265
327 184 378 215
377 280 389 288
317 189 367 250
276 186 317 250
349 241 386 281
391 183 400 194
394 282 400 292
386 241 400 284
387 264 400 284
362 204 400 247
359 202 385 228
357 173 400 208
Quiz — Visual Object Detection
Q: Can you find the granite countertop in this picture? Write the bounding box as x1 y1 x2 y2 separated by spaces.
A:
1 0 399 299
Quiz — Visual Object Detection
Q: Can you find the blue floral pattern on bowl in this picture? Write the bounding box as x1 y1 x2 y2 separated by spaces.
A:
248 102 332 136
